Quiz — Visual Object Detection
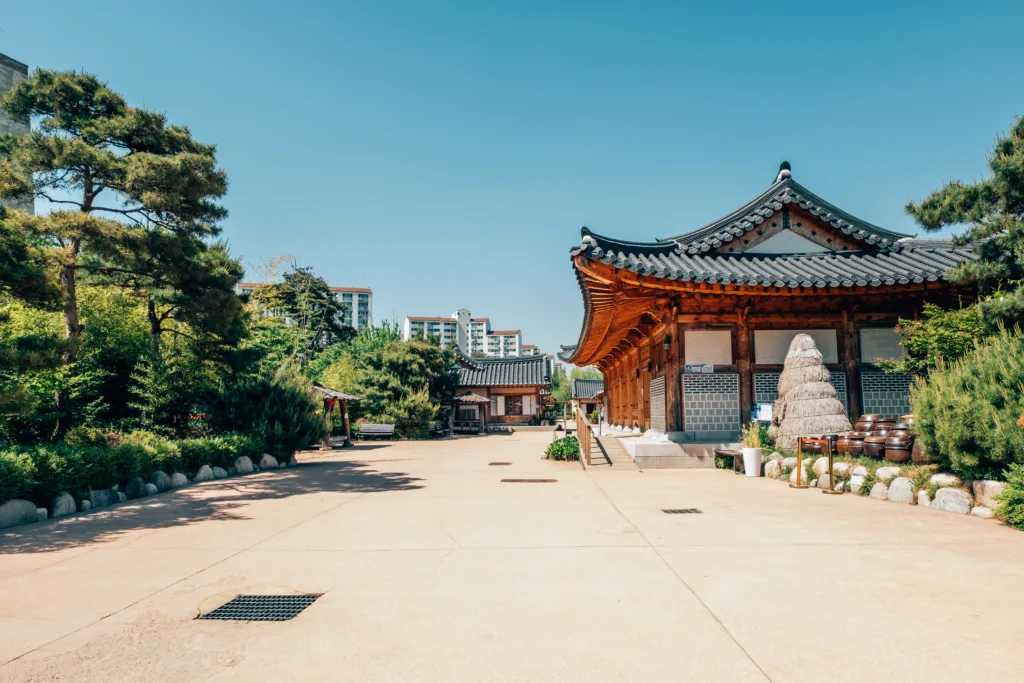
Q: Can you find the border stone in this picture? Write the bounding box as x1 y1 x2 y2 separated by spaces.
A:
144 483 158 496
52 492 77 518
234 457 253 474
169 473 189 489
1 500 43 529
259 454 279 469
887 477 913 504
151 471 171 492
876 467 901 483
213 467 228 479
971 480 1005 509
931 473 961 488
931 488 972 515
89 489 118 508
917 490 931 507
869 482 889 500
124 477 146 499
194 465 214 482
970 506 994 519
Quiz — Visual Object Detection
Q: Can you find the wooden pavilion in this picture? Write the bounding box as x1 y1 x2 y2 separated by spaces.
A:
558 162 977 452
312 383 362 448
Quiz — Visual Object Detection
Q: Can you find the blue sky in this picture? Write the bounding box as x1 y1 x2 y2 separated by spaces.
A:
4 1 1023 360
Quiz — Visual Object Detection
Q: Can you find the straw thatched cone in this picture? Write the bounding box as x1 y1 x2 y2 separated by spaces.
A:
773 334 852 449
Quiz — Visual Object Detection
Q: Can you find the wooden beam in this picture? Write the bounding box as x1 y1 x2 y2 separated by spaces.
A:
842 310 862 419
736 309 753 426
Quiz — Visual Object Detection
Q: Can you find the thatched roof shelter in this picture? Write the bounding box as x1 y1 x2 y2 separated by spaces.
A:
773 334 852 449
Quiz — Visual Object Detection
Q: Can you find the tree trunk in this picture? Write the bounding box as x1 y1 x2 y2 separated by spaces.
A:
148 299 162 357
52 242 81 439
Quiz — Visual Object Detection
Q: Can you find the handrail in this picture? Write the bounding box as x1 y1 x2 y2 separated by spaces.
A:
576 411 592 466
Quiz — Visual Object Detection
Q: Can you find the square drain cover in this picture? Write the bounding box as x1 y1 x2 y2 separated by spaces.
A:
662 508 702 514
489 462 512 466
501 478 556 483
198 594 321 621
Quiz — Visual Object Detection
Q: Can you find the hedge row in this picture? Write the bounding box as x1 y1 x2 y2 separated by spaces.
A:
0 430 264 509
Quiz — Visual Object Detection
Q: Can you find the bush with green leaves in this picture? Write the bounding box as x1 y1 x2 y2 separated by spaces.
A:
995 464 1024 530
911 327 1024 480
546 435 580 461
0 450 35 503
371 388 438 439
178 432 263 472
208 361 326 458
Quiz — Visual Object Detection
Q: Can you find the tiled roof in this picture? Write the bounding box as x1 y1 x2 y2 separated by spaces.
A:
571 378 604 400
458 355 551 387
488 330 521 336
658 167 911 254
572 234 976 289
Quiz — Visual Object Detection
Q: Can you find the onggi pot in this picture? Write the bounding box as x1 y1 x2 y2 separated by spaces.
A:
742 447 763 477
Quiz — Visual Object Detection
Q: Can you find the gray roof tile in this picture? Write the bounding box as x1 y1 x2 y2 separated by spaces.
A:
458 355 551 387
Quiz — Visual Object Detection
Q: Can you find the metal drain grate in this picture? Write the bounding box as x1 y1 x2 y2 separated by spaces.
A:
662 508 703 514
198 594 322 621
489 462 512 466
501 478 557 483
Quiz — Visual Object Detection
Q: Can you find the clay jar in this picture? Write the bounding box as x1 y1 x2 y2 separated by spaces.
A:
855 414 884 432
888 422 913 440
836 434 853 455
900 414 915 426
884 436 912 463
863 436 887 459
911 439 932 465
846 432 869 456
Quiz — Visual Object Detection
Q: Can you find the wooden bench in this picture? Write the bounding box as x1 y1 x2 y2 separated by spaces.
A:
429 421 452 438
452 420 483 434
357 424 396 440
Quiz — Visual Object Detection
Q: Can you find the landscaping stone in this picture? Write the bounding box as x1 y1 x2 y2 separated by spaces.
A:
850 474 866 494
81 500 92 511
917 490 931 507
228 466 237 476
765 460 782 479
931 488 973 515
234 456 253 474
869 483 889 500
124 477 146 500
971 480 1005 509
971 506 994 519
52 492 77 518
213 467 228 479
151 471 172 492
36 507 48 521
852 465 868 477
887 477 914 504
1 500 40 529
117 492 127 503
288 456 297 467
782 457 798 470
809 478 818 488
813 457 830 477
169 473 189 489
193 465 214 482
876 467 901 483
930 473 961 488
279 462 287 469
832 462 851 476
816 473 833 490
789 466 811 485
89 489 119 508
259 454 279 470
143 483 158 496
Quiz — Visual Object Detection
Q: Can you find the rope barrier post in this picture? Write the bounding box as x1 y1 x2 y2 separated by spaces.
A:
822 434 843 495
789 437 809 489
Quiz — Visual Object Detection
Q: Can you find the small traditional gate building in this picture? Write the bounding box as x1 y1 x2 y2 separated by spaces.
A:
559 163 976 455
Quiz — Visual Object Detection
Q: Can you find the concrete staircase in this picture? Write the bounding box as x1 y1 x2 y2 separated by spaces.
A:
589 434 635 469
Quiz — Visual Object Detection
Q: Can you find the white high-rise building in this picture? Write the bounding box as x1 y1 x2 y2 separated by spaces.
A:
402 309 534 358
238 283 373 332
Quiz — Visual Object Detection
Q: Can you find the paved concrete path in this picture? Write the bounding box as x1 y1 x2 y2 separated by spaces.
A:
2 433 1022 682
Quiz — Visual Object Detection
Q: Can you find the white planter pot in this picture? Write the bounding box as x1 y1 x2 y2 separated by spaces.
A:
742 448 763 477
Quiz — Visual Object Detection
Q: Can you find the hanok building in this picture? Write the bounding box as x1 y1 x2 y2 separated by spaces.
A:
559 163 976 460
457 354 552 427
571 378 604 419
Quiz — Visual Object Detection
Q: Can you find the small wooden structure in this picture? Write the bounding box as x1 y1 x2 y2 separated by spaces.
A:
456 354 552 426
571 378 604 421
312 383 362 448
451 392 490 434
559 162 978 442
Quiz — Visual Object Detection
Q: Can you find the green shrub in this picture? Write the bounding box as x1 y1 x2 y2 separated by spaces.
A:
911 327 1024 480
0 450 36 502
208 361 326 458
995 464 1024 530
546 435 580 461
121 430 182 473
372 388 437 439
178 432 263 472
65 425 112 448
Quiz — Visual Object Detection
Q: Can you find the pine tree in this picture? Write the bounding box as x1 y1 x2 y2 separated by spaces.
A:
907 116 1024 329
0 70 228 433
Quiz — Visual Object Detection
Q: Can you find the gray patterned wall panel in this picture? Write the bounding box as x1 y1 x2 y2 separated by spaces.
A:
860 371 911 418
683 374 740 433
649 376 666 432
753 371 848 413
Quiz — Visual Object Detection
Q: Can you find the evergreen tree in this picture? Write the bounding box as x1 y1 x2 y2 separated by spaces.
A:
907 116 1024 329
0 70 228 433
248 264 354 353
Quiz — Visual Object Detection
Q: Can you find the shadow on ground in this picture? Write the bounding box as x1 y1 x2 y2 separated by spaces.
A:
0 456 424 555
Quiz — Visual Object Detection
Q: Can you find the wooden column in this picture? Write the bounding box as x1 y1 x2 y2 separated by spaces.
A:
678 324 686 431
321 398 333 450
342 398 352 448
736 310 753 425
842 311 862 419
664 317 683 432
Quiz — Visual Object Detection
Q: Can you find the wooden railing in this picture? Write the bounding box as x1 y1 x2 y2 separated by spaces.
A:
576 411 592 466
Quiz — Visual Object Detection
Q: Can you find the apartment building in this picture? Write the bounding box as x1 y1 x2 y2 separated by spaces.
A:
238 283 373 332
521 344 541 357
402 309 534 358
0 53 33 215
